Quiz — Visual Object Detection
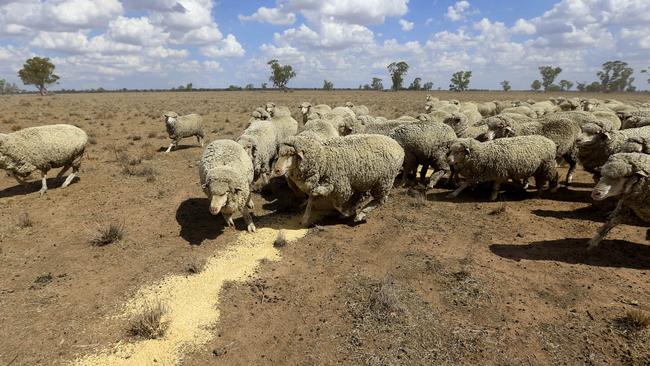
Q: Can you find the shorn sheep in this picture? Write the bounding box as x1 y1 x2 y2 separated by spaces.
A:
199 140 256 233
447 136 559 201
0 124 87 195
588 153 650 249
273 134 404 225
163 111 204 153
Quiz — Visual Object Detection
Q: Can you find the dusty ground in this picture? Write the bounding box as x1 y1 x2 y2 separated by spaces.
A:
0 91 648 366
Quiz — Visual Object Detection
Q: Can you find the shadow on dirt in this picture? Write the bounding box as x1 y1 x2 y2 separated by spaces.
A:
0 177 80 199
157 144 200 153
490 238 650 270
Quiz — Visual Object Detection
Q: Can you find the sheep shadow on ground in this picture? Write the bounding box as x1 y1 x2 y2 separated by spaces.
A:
532 198 626 224
0 177 80 199
156 144 200 153
425 182 534 203
489 238 650 270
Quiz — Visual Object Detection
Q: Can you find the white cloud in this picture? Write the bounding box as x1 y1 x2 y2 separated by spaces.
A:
238 6 296 25
42 0 123 28
511 19 536 35
107 16 169 46
399 19 414 31
446 1 470 21
200 34 245 58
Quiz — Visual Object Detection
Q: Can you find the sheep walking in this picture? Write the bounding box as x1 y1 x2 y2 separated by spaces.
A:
273 134 404 225
588 153 650 249
199 140 256 233
163 111 204 153
447 136 559 201
0 124 87 195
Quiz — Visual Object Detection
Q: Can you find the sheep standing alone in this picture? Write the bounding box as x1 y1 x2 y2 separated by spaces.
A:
163 111 204 153
0 124 87 195
588 153 650 249
389 122 457 188
199 140 256 233
447 136 559 201
273 134 404 225
576 123 650 181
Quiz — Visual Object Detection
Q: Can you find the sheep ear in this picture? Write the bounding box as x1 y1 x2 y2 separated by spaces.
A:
603 131 612 140
464 147 471 155
297 149 305 160
636 170 648 177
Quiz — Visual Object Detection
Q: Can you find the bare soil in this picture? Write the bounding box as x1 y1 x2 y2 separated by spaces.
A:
0 91 648 366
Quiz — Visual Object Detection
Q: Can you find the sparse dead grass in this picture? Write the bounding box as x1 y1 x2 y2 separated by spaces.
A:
489 203 507 215
90 223 125 246
623 309 650 330
16 213 34 229
273 230 288 247
129 301 169 339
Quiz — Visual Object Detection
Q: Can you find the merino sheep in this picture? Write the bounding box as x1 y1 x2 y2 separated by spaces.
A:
0 124 87 195
620 111 650 129
500 106 537 118
300 119 339 141
265 102 292 118
485 117 581 185
477 102 498 117
299 102 331 125
576 123 650 181
417 110 452 123
237 120 278 186
444 113 489 140
588 153 650 249
389 122 457 188
621 136 650 154
447 136 559 201
199 140 256 233
273 134 404 225
163 111 204 153
344 102 370 117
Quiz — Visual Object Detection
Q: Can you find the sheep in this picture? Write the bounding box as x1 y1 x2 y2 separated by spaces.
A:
273 134 404 225
558 98 581 111
237 120 278 186
270 114 299 143
621 136 650 154
388 122 457 188
588 153 650 249
299 119 339 141
343 117 411 136
620 111 650 129
265 102 292 118
542 111 601 128
443 113 489 140
320 111 355 135
245 107 271 128
0 124 87 195
299 102 331 125
344 102 370 117
500 106 537 118
417 110 452 123
485 117 581 185
580 99 600 112
576 123 650 181
447 136 559 201
593 110 622 130
531 101 559 116
163 111 204 153
477 102 497 117
199 140 256 233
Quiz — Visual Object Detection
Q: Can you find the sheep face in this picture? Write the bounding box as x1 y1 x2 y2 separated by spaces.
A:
447 142 470 166
237 136 258 162
163 111 179 125
425 102 434 113
591 162 646 201
345 102 354 108
265 102 275 114
576 123 609 146
300 103 311 116
486 120 515 140
203 176 240 215
273 145 299 176
251 108 270 120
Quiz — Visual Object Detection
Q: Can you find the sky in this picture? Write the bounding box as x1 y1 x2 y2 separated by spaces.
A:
1 0 649 91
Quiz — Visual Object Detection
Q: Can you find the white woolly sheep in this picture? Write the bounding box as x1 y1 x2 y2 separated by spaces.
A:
588 153 650 249
299 102 331 125
344 102 370 117
265 102 292 118
443 113 489 140
163 111 204 153
447 136 559 201
199 140 256 233
237 120 278 186
273 134 404 225
0 124 87 195
621 136 650 154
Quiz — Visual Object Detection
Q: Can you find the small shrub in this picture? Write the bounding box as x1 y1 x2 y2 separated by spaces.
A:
273 230 287 248
129 301 169 339
88 137 98 145
625 309 650 329
11 125 21 131
90 223 125 246
16 213 34 228
186 259 204 274
147 131 157 138
489 203 507 215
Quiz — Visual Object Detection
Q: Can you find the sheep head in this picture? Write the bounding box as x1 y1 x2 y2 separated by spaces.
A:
265 102 276 114
202 169 241 215
163 111 179 124
237 135 258 163
576 122 614 146
251 107 270 120
485 117 515 140
621 136 650 154
299 102 312 116
447 139 474 167
592 155 649 200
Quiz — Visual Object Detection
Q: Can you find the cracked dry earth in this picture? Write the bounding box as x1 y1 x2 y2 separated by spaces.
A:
0 91 648 365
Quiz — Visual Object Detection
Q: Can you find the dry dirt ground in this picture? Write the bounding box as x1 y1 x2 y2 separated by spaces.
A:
0 91 649 366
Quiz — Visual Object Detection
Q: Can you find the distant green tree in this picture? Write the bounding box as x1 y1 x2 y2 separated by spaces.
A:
531 80 542 91
186 82 193 91
363 84 372 90
585 82 602 92
18 57 60 95
598 60 634 92
500 80 511 92
449 70 472 92
641 67 649 84
576 82 586 92
408 77 422 90
323 79 334 90
267 59 296 91
227 85 242 91
546 84 561 92
387 61 409 91
538 66 562 91
422 81 433 91
559 80 573 91
245 83 254 90
261 82 268 89
371 77 384 91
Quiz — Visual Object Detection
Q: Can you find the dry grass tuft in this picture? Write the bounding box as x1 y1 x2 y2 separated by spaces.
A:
90 223 125 246
624 309 650 329
16 213 34 228
129 301 169 339
186 259 204 275
489 203 507 215
273 230 288 248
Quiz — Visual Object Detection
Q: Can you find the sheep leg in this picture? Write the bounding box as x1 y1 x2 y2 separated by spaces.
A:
196 135 204 147
222 212 235 228
12 174 28 186
354 195 388 223
401 154 417 187
564 154 578 186
311 183 334 198
165 140 177 153
61 171 77 188
241 206 256 233
490 181 502 201
301 197 314 227
38 171 48 196
419 164 429 184
427 170 446 189
448 181 470 198
246 196 255 209
55 164 71 180
587 202 627 250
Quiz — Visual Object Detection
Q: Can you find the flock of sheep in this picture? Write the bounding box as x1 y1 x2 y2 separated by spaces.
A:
1 95 649 250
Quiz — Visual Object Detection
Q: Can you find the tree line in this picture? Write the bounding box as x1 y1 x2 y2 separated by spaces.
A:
3 56 649 95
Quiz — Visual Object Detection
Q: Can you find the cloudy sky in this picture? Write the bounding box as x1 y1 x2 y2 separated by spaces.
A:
1 0 649 91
